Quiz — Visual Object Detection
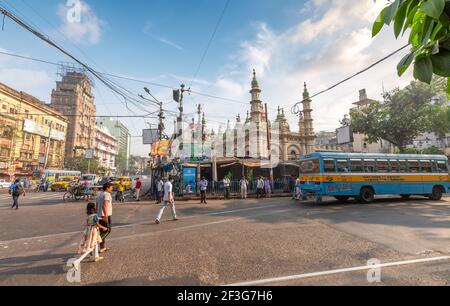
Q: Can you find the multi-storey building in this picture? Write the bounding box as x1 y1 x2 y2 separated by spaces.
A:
96 117 131 172
50 72 96 159
94 123 118 175
0 82 68 179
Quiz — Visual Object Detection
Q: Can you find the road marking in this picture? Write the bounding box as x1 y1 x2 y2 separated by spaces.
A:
224 256 450 286
0 203 290 244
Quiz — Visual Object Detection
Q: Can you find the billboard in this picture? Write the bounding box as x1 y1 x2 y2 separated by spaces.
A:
336 126 353 145
23 119 65 141
151 140 170 157
182 167 197 194
143 129 159 145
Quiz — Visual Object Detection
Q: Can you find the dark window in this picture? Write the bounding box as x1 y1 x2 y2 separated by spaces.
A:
350 159 363 172
421 160 432 173
408 160 420 173
377 160 389 173
337 160 349 173
399 160 407 173
390 160 399 173
437 161 448 173
323 159 335 173
363 159 376 173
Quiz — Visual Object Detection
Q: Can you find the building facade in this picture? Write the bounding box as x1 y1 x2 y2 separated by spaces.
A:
94 123 118 175
0 82 68 179
340 89 394 154
50 72 96 159
96 117 131 173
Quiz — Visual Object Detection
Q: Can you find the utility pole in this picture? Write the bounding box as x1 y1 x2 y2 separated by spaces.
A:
43 123 52 170
265 104 274 184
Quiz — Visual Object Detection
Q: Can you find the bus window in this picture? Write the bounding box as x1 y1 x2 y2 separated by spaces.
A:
350 159 363 173
437 161 448 173
363 159 376 173
408 160 420 173
399 160 407 173
420 160 432 173
390 160 399 173
377 159 389 173
337 160 349 173
323 159 336 173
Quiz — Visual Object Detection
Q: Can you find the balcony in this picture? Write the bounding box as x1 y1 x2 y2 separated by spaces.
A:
0 138 12 147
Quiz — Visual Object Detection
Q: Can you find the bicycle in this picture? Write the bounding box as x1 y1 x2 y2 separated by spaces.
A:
63 186 84 202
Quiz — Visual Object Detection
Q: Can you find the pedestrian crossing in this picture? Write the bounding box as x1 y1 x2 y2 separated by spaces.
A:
0 192 66 207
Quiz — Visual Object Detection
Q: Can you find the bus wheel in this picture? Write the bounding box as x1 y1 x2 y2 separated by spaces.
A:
359 187 374 204
335 196 350 202
429 187 443 201
400 195 411 200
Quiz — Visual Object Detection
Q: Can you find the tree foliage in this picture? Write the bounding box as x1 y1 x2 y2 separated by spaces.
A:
373 0 450 94
65 157 101 174
349 81 449 152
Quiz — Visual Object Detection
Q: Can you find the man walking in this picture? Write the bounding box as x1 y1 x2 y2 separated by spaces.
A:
155 177 163 204
96 182 113 253
9 179 25 210
264 177 272 198
223 177 231 200
256 177 264 199
200 177 208 204
240 176 249 199
135 178 142 202
156 176 179 224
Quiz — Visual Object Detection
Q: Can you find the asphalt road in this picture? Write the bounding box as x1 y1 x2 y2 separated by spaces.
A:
1 192 450 286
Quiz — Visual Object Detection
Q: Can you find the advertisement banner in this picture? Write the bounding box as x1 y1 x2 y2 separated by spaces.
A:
182 167 197 194
151 140 170 157
23 119 65 141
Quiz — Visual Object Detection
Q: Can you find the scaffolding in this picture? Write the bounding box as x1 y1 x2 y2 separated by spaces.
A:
56 62 95 88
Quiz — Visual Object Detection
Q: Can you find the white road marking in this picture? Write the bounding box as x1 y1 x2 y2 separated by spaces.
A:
0 203 290 244
224 256 450 286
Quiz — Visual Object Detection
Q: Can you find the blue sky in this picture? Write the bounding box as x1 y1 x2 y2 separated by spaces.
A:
0 0 413 156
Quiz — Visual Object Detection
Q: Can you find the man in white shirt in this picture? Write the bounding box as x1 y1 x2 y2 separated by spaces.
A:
96 182 113 253
240 176 249 199
200 177 208 204
223 177 231 200
155 176 179 224
155 177 163 204
256 177 264 199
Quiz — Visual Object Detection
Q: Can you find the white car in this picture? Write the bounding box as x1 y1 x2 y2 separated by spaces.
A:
0 180 11 189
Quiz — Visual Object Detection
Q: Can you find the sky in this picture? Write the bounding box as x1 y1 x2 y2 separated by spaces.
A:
0 0 414 157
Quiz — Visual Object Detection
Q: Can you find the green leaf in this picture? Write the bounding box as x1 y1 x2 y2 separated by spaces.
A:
420 17 435 43
409 22 422 44
430 23 443 41
421 0 445 19
372 8 386 37
394 2 409 38
384 0 400 25
414 56 434 83
397 51 416 76
447 78 450 95
430 49 450 77
404 5 419 34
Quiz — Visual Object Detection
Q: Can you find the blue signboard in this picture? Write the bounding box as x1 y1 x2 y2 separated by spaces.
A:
182 168 197 194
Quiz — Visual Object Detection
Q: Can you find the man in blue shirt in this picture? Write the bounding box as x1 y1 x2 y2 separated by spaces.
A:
9 179 25 210
200 177 208 204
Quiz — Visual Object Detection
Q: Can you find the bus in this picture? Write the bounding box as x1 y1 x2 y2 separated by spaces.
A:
299 153 450 203
43 170 81 184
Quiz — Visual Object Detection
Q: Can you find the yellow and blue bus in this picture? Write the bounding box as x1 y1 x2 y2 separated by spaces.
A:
299 153 449 203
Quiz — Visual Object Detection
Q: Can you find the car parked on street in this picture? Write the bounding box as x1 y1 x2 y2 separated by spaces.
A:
0 179 11 189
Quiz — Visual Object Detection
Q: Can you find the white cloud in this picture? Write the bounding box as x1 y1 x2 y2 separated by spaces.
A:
57 1 104 45
158 37 184 51
187 0 414 134
0 68 53 102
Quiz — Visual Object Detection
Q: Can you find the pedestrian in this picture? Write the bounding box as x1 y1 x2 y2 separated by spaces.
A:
264 177 272 198
156 177 163 204
155 176 179 224
135 178 142 201
9 179 25 210
82 179 90 201
295 176 302 200
116 178 125 203
240 176 249 199
95 182 113 253
223 177 231 200
256 177 264 199
200 177 208 204
78 202 107 262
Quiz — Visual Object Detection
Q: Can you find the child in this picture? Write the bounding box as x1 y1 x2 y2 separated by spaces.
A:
78 203 107 262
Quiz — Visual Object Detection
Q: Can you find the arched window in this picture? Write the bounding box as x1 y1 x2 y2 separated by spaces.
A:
289 150 298 161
